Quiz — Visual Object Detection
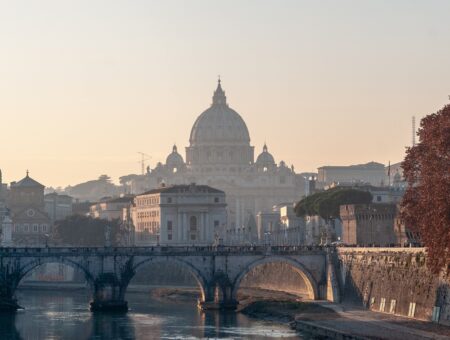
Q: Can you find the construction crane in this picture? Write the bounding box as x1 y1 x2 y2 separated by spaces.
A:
137 152 151 175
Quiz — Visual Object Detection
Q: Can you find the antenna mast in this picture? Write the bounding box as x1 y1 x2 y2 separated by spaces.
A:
137 152 151 175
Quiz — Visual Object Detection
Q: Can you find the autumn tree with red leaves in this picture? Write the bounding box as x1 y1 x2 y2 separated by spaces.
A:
401 104 450 274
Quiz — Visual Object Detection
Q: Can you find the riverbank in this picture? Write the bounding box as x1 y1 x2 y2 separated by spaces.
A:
240 298 450 340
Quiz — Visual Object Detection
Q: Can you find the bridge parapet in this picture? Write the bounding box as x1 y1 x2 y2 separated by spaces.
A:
0 245 326 257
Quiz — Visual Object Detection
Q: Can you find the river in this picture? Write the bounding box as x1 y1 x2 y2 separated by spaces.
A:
0 290 303 339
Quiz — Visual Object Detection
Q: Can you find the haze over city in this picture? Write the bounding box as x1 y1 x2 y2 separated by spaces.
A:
1 0 449 187
1 1 450 339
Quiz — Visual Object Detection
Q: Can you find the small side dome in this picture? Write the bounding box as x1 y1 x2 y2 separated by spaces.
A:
166 145 185 167
256 144 275 166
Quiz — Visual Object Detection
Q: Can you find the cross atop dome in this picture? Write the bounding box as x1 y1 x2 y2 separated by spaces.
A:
212 77 227 106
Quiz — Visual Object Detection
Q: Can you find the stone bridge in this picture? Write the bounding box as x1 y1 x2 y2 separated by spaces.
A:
0 245 337 312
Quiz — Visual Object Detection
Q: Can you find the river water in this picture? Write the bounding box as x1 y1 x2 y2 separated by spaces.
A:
0 290 303 339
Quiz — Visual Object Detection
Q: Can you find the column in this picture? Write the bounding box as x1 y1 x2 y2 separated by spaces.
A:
205 212 210 242
199 212 203 243
183 213 188 242
202 212 207 242
177 212 182 244
235 198 240 230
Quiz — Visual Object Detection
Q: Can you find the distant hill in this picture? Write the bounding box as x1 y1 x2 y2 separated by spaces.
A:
63 175 122 202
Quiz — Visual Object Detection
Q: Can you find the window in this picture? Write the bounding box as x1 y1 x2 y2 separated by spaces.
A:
408 302 416 317
24 224 29 232
389 300 396 314
167 221 173 231
214 197 219 203
190 234 196 241
167 197 172 203
168 234 172 240
33 224 38 232
380 298 386 312
42 224 48 232
370 297 375 309
214 220 220 228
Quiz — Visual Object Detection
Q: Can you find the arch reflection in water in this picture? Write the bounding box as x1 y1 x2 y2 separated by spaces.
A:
0 313 22 340
9 290 301 339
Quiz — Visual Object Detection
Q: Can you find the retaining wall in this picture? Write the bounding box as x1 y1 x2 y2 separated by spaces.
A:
337 248 450 325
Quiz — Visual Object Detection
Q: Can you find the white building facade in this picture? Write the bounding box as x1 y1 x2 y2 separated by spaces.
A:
132 184 227 246
89 196 134 221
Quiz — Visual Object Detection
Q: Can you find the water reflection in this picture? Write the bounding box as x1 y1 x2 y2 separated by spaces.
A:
0 313 22 340
0 290 301 339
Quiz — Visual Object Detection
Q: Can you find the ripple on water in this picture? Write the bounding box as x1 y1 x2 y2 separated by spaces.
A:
129 312 171 326
162 323 299 339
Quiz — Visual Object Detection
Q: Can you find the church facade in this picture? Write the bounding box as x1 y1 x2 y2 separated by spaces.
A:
128 81 307 242
8 172 52 245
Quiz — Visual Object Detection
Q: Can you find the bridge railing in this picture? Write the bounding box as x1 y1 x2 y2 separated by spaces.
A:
0 245 328 256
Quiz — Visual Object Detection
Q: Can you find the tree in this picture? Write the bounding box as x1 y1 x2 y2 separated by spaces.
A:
53 215 122 246
401 104 450 274
294 187 373 220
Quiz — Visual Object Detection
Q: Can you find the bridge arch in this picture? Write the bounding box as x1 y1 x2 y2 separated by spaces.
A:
231 256 319 301
130 257 208 302
18 257 95 289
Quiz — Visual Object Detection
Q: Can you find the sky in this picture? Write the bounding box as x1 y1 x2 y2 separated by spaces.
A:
1 0 449 188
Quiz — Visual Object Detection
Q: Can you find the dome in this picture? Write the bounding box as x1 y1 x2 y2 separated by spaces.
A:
256 144 275 166
166 145 185 166
189 80 251 146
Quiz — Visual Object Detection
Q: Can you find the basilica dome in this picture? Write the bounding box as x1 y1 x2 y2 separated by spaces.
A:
189 80 251 146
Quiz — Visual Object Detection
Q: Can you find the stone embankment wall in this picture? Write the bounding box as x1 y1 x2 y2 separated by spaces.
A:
337 248 450 325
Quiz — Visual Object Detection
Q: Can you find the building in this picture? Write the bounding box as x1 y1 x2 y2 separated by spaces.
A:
325 183 405 204
340 203 397 246
131 183 227 246
72 200 93 216
256 210 280 244
317 162 386 188
0 169 7 222
8 172 51 245
393 208 421 246
126 80 307 238
256 203 306 246
89 195 134 221
44 192 73 223
302 215 342 245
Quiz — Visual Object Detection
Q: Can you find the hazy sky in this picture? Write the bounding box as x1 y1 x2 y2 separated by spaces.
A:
1 0 449 187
